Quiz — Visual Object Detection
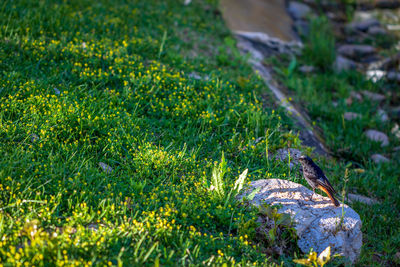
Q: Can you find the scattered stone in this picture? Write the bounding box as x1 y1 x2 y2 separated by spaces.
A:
87 223 100 232
235 31 301 55
391 124 400 139
30 133 40 143
386 71 400 82
184 0 192 5
274 148 302 168
347 91 365 105
288 1 312 20
347 18 380 32
368 26 387 36
361 91 385 102
347 193 379 205
377 109 389 122
238 179 362 263
337 44 376 59
350 91 363 101
352 11 375 22
344 112 361 121
393 146 400 151
334 55 357 71
366 70 386 83
99 162 113 174
332 101 338 107
369 54 400 71
294 19 310 37
364 129 389 147
188 72 202 80
188 72 209 80
299 65 314 73
236 37 265 62
371 154 390 164
326 11 347 22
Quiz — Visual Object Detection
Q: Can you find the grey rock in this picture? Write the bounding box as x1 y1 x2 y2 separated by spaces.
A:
87 223 100 232
188 72 209 80
371 154 389 163
326 11 346 22
368 26 386 36
99 162 113 174
377 109 389 122
369 54 400 71
364 129 389 147
294 19 310 37
344 112 361 121
334 55 357 71
391 124 400 139
235 31 302 55
387 71 400 82
299 65 315 73
350 91 363 101
347 193 379 205
347 18 380 32
361 91 385 102
274 148 302 168
238 179 362 263
337 44 376 59
31 133 40 143
366 70 386 83
288 1 312 20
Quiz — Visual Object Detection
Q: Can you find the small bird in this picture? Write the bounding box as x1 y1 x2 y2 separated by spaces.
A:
298 155 340 207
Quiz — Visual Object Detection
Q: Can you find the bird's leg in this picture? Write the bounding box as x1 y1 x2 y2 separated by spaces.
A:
309 188 315 201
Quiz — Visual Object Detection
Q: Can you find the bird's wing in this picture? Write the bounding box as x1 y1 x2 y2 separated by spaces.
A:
316 175 337 195
311 163 338 195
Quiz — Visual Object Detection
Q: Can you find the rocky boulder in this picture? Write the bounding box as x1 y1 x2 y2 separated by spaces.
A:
334 55 357 72
287 1 312 20
274 148 303 168
364 129 389 147
344 112 361 121
337 44 376 60
371 154 389 164
347 18 380 32
238 179 362 263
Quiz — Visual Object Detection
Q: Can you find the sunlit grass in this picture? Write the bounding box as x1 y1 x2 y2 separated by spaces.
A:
0 0 306 265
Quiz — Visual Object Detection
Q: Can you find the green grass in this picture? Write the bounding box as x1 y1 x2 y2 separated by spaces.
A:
273 12 400 266
2 0 397 265
0 0 312 265
302 16 336 71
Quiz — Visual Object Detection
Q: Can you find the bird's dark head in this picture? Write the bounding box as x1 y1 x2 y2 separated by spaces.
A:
299 155 313 165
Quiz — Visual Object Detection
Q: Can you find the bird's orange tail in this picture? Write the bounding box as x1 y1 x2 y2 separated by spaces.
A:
318 185 340 207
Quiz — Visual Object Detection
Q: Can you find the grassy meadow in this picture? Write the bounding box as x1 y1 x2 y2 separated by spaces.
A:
1 0 399 266
0 0 305 265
